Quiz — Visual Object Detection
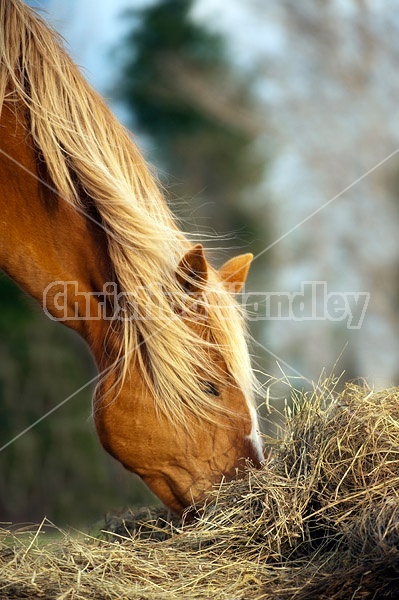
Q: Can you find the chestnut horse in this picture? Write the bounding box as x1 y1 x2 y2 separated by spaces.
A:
0 0 263 514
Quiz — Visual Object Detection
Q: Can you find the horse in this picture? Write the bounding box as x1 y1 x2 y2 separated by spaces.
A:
0 0 264 514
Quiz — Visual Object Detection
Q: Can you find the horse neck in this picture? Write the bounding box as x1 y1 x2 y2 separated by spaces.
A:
0 102 114 370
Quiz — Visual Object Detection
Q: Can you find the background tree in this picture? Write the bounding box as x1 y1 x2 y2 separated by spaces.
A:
117 0 269 246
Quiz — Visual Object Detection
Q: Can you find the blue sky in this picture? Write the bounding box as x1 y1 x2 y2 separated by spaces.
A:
26 0 158 93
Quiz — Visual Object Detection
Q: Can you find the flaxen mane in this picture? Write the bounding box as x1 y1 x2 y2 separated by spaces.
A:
0 0 256 422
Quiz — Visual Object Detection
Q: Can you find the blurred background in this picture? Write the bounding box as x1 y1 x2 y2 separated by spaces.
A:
1 0 398 526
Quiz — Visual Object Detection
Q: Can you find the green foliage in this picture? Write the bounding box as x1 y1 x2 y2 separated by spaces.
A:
120 0 226 139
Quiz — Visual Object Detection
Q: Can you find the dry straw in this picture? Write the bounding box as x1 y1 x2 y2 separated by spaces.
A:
1 381 399 599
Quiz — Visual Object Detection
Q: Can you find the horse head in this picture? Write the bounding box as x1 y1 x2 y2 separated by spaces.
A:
95 245 264 514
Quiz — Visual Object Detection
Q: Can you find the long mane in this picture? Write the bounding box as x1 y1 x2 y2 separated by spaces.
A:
0 0 256 422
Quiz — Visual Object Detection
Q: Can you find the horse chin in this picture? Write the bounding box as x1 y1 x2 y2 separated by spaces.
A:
140 473 207 516
141 442 265 516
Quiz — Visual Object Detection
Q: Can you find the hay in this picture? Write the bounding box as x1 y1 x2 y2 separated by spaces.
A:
1 382 399 599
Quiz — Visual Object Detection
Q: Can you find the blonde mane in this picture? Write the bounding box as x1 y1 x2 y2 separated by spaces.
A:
0 0 256 423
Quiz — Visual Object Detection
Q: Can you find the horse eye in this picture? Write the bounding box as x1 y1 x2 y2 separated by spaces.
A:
203 382 220 396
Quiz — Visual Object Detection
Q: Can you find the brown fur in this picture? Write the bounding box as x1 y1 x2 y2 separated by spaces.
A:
0 0 264 513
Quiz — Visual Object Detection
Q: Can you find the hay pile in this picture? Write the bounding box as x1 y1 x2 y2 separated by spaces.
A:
1 382 399 599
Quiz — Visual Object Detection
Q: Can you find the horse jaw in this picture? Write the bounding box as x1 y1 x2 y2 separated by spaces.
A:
94 372 264 515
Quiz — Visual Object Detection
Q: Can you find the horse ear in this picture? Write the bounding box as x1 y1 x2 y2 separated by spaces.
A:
219 253 253 292
177 244 208 293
